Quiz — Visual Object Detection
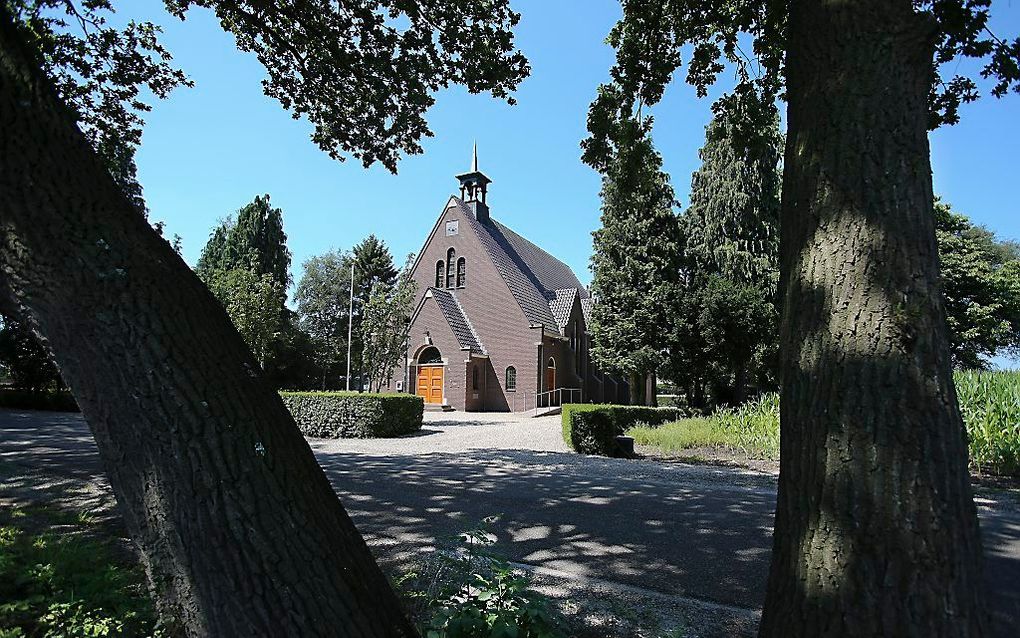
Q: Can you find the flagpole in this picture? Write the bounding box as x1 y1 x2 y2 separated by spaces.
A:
346 261 354 391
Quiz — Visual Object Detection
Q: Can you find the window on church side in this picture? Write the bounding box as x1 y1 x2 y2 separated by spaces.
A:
472 365 479 390
505 366 516 392
435 261 445 288
456 257 466 287
446 248 456 288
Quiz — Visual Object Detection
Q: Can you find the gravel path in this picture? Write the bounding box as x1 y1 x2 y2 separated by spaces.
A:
309 411 569 456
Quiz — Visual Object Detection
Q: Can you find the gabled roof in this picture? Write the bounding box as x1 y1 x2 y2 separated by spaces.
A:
580 297 594 327
449 197 591 336
430 288 485 354
548 288 578 332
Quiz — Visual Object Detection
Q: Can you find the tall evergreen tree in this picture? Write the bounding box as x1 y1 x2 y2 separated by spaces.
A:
591 1 1019 634
674 95 783 404
583 91 683 405
346 235 398 389
0 0 528 631
683 92 782 290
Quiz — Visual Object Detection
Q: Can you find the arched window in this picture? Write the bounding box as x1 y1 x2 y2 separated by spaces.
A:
456 257 466 287
446 248 456 288
505 366 517 392
472 365 479 390
435 261 445 288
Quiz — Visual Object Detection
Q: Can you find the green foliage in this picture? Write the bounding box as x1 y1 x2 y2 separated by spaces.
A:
683 92 782 290
295 236 401 390
294 249 352 387
0 507 163 637
196 194 292 289
661 98 782 407
397 517 566 638
280 391 423 438
204 267 284 367
362 255 418 392
8 0 192 214
591 0 1018 142
0 316 62 393
561 404 684 456
956 370 1020 476
635 374 1020 476
583 94 683 386
935 200 1020 368
0 389 78 412
161 0 530 172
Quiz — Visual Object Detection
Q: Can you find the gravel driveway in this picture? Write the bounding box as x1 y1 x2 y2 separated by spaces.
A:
2 408 1018 637
310 411 569 455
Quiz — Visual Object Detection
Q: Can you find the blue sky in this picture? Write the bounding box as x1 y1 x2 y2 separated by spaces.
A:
131 1 1019 363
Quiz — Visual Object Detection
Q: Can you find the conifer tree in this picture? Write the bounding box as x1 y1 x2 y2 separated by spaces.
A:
583 89 683 404
675 94 783 403
684 93 782 290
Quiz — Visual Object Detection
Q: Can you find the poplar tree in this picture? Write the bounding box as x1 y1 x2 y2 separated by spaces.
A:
590 1 1019 634
583 89 683 405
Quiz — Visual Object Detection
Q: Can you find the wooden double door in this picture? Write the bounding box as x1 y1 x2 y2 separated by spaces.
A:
417 365 444 405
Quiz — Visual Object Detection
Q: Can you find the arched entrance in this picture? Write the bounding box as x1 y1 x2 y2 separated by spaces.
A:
416 346 444 405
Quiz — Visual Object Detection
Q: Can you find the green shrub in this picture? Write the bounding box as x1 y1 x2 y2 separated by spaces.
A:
280 391 423 438
956 370 1020 476
396 517 566 638
0 389 78 412
561 404 684 456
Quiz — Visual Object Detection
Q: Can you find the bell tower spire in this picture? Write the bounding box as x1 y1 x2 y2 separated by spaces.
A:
455 142 492 223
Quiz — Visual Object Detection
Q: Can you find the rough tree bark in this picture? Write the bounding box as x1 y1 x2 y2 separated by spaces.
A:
760 1 986 636
0 11 416 637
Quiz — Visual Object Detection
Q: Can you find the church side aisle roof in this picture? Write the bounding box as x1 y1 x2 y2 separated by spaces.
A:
430 287 485 354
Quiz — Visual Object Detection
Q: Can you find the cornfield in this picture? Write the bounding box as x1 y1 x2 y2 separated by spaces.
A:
955 369 1020 476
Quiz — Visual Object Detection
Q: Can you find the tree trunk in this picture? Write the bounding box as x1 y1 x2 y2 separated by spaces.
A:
628 371 643 405
760 2 986 636
0 11 415 638
733 364 746 405
645 371 657 407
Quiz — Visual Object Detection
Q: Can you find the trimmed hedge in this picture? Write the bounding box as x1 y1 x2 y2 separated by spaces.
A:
280 391 424 438
562 404 684 456
0 389 79 412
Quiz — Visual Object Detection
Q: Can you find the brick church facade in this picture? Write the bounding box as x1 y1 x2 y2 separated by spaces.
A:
388 151 629 411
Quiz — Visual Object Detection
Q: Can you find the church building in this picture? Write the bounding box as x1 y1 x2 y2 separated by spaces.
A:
389 149 629 411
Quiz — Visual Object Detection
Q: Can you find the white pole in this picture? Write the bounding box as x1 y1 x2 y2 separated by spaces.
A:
346 261 354 391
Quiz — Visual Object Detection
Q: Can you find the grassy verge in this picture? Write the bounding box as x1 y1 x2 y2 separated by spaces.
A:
632 370 1020 477
629 394 780 462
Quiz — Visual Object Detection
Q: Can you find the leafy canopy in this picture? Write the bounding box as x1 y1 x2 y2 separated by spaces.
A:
593 0 1018 131
935 200 1020 368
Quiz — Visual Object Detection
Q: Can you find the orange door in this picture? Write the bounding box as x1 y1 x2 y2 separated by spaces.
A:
417 366 444 404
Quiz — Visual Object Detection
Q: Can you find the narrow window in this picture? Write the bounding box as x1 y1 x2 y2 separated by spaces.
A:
435 261 445 288
505 366 517 391
456 257 466 287
446 248 456 288
472 365 479 390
